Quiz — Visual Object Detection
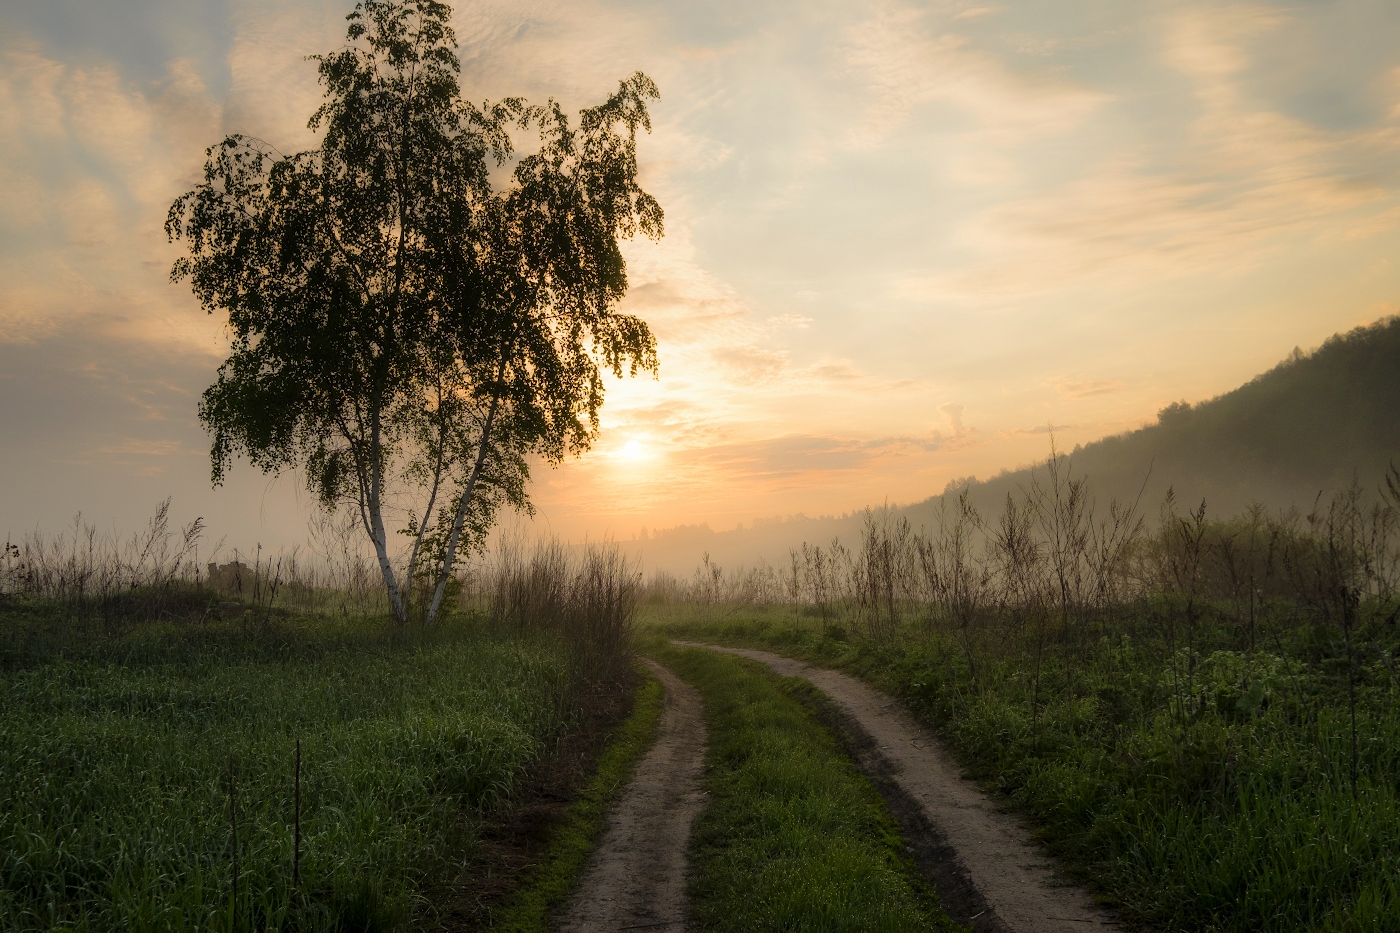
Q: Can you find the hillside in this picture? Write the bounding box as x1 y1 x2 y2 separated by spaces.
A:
934 315 1400 525
631 317 1400 577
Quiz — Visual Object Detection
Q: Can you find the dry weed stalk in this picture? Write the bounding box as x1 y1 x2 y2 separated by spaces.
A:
485 539 640 685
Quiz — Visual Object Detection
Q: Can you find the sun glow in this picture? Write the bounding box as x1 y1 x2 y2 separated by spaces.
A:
617 438 656 464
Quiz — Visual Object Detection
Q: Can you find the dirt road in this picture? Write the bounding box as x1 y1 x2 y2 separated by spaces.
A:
676 642 1120 933
554 659 707 933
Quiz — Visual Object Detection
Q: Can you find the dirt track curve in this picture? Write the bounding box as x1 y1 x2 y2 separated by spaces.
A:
554 658 707 933
675 642 1121 933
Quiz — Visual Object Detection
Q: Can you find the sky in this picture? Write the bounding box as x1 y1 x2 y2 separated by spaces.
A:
3 0 1400 554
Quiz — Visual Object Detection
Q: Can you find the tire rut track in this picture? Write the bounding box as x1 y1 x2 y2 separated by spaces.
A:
555 659 707 933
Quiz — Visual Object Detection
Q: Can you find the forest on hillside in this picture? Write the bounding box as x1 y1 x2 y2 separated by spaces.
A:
947 315 1400 521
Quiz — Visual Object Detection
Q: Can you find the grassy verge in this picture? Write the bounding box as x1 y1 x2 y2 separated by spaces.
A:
0 604 579 932
652 641 960 933
487 666 664 932
656 611 1400 933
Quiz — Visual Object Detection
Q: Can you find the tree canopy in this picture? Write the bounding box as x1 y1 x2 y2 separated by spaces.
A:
167 0 663 622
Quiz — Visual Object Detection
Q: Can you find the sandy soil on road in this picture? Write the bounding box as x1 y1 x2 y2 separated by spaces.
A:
554 659 707 933
676 642 1121 933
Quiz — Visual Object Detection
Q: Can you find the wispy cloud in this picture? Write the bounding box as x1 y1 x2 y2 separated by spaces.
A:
1054 377 1126 399
904 6 1400 304
845 1 1107 143
97 438 187 457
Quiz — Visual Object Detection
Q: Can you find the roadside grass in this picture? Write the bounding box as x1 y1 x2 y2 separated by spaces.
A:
652 640 960 933
0 602 579 932
656 611 1400 933
487 665 664 933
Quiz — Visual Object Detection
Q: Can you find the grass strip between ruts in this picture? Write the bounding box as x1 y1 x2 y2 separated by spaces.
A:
489 664 665 933
654 642 962 933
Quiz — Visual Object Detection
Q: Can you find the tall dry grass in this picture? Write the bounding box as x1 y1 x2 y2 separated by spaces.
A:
0 501 399 624
482 539 640 685
657 458 1400 664
3 504 641 690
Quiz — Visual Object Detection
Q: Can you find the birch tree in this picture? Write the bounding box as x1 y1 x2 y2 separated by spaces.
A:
167 0 661 623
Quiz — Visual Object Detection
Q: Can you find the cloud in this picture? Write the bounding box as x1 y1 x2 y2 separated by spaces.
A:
97 437 179 457
0 318 210 447
766 312 812 330
806 359 865 383
900 9 1400 304
1054 377 1126 398
954 7 996 22
1163 5 1283 88
1005 423 1079 437
676 431 948 483
844 1 1107 143
939 402 966 434
0 42 225 348
711 345 789 381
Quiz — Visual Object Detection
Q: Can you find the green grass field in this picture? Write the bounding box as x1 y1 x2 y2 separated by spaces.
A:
0 603 584 932
654 605 1400 932
652 640 959 933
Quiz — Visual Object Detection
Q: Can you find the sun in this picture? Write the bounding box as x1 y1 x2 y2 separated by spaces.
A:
614 436 659 465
